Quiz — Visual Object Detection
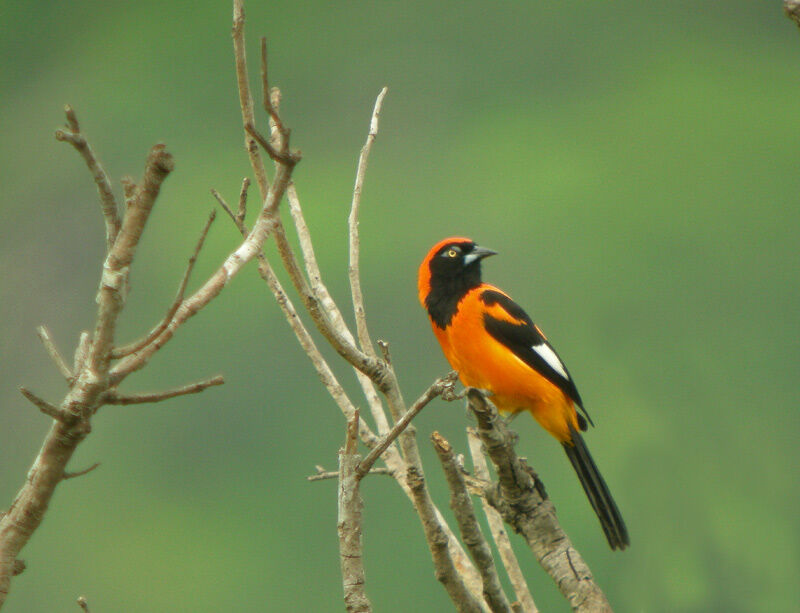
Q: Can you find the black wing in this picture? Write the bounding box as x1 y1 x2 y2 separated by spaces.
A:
480 289 593 428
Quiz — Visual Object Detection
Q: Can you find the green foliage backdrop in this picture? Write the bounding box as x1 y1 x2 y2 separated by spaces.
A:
1 2 798 611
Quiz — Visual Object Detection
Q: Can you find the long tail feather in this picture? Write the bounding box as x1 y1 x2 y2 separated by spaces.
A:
562 425 629 550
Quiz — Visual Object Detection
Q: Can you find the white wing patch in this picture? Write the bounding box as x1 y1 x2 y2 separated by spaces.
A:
532 343 569 379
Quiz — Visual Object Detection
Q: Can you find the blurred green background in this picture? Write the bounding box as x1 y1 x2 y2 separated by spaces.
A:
2 1 798 611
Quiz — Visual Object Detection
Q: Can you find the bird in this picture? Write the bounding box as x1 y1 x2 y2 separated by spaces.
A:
418 236 629 550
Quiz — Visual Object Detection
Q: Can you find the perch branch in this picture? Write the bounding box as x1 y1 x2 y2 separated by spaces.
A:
432 432 513 613
468 430 538 613
467 390 612 613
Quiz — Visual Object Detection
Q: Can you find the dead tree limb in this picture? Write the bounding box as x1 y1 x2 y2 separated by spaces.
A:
468 430 538 613
467 390 612 613
0 26 300 601
338 411 372 613
432 432 513 613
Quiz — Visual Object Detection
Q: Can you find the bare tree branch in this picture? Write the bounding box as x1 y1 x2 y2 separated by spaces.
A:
232 0 270 195
348 87 388 356
467 390 612 613
214 188 382 449
104 375 224 405
76 596 90 612
111 210 217 358
357 371 457 478
108 147 297 385
308 467 392 482
0 33 300 598
19 387 64 421
63 463 101 481
36 326 73 383
247 76 489 609
260 37 289 146
432 432 513 613
54 105 120 251
237 177 250 223
72 331 91 377
285 183 390 436
90 144 174 378
338 411 372 613
121 175 137 209
468 430 538 613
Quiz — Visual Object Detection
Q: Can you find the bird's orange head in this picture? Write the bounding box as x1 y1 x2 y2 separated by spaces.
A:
418 237 497 328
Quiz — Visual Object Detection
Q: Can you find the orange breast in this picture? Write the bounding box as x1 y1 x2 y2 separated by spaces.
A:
431 285 579 442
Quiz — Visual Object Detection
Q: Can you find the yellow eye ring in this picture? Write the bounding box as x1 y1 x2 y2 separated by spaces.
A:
447 249 458 257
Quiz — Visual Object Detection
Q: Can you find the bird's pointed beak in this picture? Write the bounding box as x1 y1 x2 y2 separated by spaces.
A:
463 245 498 266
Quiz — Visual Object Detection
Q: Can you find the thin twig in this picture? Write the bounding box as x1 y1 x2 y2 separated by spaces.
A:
260 37 289 146
19 387 64 421
72 331 91 378
357 371 457 478
37 326 73 382
232 0 270 195
54 106 120 251
348 87 387 357
76 596 90 613
246 123 292 165
432 432 513 613
111 210 217 358
104 375 224 405
468 430 538 613
237 177 250 223
308 467 392 482
63 463 101 480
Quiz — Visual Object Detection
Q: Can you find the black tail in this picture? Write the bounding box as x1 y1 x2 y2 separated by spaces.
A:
562 425 629 550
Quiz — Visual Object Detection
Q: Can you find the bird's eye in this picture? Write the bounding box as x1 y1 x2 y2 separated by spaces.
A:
446 249 458 258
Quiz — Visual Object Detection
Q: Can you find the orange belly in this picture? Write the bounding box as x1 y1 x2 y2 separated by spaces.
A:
432 288 579 442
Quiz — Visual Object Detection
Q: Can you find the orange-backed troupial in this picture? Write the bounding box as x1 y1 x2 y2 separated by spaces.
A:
418 237 629 550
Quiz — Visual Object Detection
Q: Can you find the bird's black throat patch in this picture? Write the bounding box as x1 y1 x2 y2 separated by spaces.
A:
425 261 483 329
